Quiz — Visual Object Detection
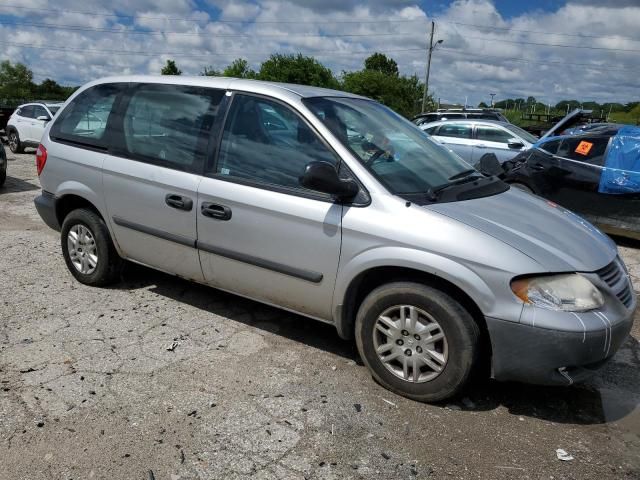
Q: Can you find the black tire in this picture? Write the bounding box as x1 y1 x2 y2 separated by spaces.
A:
355 282 480 403
8 130 24 154
510 182 534 194
0 164 5 187
60 208 123 286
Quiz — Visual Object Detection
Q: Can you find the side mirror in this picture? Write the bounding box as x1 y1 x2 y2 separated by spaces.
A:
300 161 359 200
508 140 524 149
37 115 51 122
477 153 503 177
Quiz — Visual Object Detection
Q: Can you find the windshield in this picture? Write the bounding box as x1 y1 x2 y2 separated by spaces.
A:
303 97 475 195
504 123 538 144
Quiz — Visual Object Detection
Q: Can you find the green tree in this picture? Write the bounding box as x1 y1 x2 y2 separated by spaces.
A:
201 66 220 76
34 78 71 100
257 54 338 88
161 59 182 75
364 52 399 77
0 61 35 99
478 101 489 108
223 58 256 79
555 99 580 112
341 69 423 118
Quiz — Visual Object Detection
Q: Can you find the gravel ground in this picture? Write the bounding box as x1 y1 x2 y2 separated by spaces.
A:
1 149 639 480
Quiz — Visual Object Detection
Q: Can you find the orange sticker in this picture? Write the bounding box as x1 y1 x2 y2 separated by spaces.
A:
575 140 593 156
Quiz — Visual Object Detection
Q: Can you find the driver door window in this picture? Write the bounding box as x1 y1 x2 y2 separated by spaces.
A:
215 94 339 192
475 126 513 144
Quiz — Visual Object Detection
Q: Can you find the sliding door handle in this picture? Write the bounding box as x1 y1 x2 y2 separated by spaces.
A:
165 194 193 211
201 203 232 221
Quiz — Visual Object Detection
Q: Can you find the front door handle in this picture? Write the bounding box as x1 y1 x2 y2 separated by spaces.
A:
201 203 232 221
165 194 193 211
530 163 546 171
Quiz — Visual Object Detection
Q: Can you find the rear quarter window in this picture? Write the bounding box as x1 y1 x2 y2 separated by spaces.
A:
50 84 125 149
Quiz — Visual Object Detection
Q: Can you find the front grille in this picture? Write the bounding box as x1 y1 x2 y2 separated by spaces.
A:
596 257 634 308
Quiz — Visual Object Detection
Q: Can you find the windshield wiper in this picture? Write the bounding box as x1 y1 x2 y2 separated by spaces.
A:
425 174 483 201
448 169 479 181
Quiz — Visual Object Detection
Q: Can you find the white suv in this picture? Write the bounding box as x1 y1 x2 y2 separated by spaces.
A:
6 102 63 153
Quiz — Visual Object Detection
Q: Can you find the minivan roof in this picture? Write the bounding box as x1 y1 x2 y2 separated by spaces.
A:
81 75 366 101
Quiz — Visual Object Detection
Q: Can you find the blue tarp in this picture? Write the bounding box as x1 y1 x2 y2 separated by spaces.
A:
599 126 640 194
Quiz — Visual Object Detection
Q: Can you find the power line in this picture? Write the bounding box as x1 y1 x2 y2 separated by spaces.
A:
0 39 424 58
0 3 427 24
451 34 640 54
437 47 640 73
437 19 640 43
0 19 421 37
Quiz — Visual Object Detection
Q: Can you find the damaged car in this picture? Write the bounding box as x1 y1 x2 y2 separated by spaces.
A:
500 125 640 240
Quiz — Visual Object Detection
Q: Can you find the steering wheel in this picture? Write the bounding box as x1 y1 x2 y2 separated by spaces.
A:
362 141 394 166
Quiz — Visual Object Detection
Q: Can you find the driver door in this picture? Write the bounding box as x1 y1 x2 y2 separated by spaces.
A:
30 105 51 142
473 125 525 164
197 93 343 320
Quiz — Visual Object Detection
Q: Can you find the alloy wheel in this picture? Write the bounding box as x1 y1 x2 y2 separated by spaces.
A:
67 224 98 274
373 305 448 383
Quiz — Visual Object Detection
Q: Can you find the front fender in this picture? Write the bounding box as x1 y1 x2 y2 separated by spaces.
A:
332 246 524 338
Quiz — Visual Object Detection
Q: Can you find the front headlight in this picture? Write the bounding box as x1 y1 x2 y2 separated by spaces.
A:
511 273 604 312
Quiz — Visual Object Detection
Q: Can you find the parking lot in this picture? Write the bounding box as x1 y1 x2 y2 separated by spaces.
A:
1 150 639 479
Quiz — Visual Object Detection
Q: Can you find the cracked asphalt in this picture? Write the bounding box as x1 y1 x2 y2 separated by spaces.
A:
1 149 639 480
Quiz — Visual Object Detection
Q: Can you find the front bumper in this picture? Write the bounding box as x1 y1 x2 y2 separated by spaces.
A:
487 301 636 385
34 190 60 231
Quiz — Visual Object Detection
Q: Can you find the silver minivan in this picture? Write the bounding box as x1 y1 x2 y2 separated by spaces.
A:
420 119 538 164
34 77 636 402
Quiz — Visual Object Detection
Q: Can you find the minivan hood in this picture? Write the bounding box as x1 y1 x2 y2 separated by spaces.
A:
427 188 616 272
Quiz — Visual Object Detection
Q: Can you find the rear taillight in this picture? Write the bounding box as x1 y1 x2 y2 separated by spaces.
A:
36 144 47 175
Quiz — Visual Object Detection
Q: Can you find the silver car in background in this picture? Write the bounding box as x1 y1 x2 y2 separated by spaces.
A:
33 76 635 402
420 119 538 164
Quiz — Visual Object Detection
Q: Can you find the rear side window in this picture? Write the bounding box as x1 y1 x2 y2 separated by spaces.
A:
117 84 224 173
51 84 123 148
19 106 35 118
475 126 514 144
33 105 49 120
557 136 610 167
436 123 472 139
214 94 339 192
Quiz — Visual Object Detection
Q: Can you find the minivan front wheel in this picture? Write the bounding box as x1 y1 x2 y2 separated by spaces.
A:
355 282 479 402
61 208 123 286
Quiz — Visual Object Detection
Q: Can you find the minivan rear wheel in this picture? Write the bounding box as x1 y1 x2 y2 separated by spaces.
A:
61 208 123 286
355 282 480 402
8 131 23 154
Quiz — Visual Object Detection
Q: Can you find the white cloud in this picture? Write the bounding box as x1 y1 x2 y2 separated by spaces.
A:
0 0 638 106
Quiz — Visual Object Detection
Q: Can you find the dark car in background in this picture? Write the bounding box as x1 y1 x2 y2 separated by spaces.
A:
504 125 640 239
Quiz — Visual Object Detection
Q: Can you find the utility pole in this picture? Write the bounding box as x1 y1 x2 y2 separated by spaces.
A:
422 21 442 113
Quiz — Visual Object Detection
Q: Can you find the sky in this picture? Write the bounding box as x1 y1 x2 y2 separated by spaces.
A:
0 0 639 106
